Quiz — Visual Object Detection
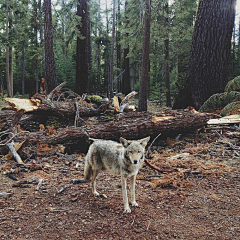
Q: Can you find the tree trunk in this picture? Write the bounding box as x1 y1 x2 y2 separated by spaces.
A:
173 0 236 110
21 42 26 95
116 0 122 93
34 0 39 93
0 45 3 95
138 0 151 112
39 0 44 78
76 0 90 95
0 72 3 95
44 0 58 94
109 0 116 98
122 1 131 95
7 109 210 153
6 0 11 97
9 8 13 96
164 1 171 107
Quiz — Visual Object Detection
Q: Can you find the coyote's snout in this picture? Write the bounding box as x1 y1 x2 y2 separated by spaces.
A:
84 136 150 213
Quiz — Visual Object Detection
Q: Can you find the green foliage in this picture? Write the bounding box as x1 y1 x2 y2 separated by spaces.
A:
0 0 201 107
88 95 103 104
199 91 240 111
225 76 240 93
220 101 240 116
13 92 29 99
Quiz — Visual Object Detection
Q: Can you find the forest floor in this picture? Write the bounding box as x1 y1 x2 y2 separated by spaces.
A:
0 102 239 239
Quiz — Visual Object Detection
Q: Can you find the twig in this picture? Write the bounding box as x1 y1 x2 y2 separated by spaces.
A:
215 131 240 150
74 101 80 127
58 185 69 194
144 158 173 173
6 141 24 164
0 132 14 146
145 133 162 158
74 101 86 127
35 179 43 191
0 130 30 146
50 208 70 213
120 91 138 106
234 151 240 157
46 81 66 101
71 179 86 184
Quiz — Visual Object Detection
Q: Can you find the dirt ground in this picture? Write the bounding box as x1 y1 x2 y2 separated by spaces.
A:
0 128 239 240
0 100 239 239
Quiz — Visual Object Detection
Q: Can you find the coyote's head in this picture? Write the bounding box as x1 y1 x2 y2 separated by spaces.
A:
120 136 150 165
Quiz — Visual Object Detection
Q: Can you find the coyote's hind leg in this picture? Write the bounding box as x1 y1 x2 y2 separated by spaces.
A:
91 170 100 196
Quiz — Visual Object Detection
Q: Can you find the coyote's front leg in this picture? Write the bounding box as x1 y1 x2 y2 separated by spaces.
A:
130 175 138 207
121 175 131 213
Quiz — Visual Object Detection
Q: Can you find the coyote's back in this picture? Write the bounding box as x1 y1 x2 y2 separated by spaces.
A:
84 140 123 180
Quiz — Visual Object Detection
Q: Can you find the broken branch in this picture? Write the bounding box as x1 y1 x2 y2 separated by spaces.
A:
6 141 24 164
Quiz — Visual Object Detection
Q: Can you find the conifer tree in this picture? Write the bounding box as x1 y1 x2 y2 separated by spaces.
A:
76 0 90 95
173 0 236 109
139 0 151 111
44 0 58 94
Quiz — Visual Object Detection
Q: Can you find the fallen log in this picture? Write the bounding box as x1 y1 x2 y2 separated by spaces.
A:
1 109 25 133
84 108 210 141
7 108 209 153
11 127 90 153
6 97 101 117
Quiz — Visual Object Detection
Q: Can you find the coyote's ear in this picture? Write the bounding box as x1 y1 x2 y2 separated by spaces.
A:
139 136 150 147
120 137 130 148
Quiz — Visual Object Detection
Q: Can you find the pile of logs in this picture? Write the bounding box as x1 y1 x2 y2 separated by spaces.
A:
1 82 210 161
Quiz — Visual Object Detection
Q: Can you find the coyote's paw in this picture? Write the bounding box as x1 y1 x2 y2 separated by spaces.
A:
131 202 139 207
124 208 131 213
93 191 100 197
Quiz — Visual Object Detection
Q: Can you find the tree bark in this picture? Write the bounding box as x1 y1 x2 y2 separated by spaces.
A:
9 8 13 96
116 0 122 93
109 0 116 98
76 0 90 95
44 0 58 94
34 0 39 93
164 1 171 107
6 0 12 97
122 1 131 95
21 42 26 95
138 0 151 112
6 109 209 153
173 0 236 110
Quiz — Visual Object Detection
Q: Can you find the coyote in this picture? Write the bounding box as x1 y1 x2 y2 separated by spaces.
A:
84 136 150 213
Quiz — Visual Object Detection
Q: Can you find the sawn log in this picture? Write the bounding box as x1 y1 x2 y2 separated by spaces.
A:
10 108 209 153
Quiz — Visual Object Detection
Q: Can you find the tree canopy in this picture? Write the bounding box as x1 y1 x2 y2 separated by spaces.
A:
0 0 238 110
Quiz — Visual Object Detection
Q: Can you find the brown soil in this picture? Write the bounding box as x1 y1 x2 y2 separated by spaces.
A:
0 102 239 239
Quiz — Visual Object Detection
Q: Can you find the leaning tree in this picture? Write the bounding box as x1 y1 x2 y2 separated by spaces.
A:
173 0 236 110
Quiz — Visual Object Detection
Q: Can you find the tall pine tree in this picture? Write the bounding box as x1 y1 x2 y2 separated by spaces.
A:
173 0 236 109
76 0 90 95
44 0 58 94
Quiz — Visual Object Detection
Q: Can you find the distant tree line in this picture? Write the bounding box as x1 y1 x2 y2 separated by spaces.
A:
0 0 237 110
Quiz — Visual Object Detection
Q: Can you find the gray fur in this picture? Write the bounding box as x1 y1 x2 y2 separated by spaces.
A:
84 136 150 213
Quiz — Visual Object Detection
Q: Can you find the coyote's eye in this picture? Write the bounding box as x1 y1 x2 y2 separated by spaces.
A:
129 151 133 154
137 150 141 153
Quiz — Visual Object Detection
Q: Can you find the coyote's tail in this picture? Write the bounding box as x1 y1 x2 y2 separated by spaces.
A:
84 157 92 181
